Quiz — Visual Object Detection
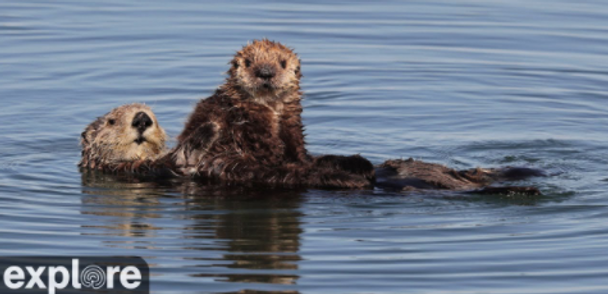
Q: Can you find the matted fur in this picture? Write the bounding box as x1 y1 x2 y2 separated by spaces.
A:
377 158 495 190
173 39 374 188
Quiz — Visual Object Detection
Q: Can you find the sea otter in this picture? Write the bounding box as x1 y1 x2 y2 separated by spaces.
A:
79 105 542 194
78 41 543 194
79 103 168 172
170 39 375 189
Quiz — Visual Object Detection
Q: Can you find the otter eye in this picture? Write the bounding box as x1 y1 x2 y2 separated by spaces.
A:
280 60 287 69
245 59 251 67
233 61 239 69
295 66 300 74
108 119 116 125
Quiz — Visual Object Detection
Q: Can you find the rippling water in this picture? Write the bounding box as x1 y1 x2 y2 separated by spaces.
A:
2 1 608 293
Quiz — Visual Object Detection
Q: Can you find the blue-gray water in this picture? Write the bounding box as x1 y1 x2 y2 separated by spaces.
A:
2 1 608 293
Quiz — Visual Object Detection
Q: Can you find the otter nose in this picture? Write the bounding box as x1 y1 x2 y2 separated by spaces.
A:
132 112 153 133
255 65 275 80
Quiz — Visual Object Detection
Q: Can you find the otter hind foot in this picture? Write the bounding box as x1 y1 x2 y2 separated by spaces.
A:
495 167 547 182
374 166 440 190
469 186 542 196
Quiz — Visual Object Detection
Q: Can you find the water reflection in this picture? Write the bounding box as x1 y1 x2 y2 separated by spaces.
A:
190 190 302 285
81 171 164 239
80 171 304 290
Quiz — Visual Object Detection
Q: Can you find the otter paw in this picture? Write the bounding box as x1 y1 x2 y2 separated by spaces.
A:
182 122 218 150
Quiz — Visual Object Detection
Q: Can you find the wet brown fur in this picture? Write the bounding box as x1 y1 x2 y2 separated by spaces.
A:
376 158 543 195
172 39 374 188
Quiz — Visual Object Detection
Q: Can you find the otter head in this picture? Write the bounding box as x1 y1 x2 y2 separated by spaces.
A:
80 104 167 167
228 39 302 104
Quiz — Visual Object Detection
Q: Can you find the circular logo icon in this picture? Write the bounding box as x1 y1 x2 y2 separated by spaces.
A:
80 264 106 289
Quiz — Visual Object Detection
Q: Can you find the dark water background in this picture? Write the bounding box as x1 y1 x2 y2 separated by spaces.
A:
2 1 608 293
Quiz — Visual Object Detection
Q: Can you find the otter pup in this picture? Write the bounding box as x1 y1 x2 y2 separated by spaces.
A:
171 39 374 189
79 103 168 172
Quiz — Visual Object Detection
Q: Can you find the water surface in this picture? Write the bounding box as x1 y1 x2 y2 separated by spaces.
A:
2 1 608 293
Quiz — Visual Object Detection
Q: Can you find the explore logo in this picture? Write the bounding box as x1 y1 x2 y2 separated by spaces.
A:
0 257 149 294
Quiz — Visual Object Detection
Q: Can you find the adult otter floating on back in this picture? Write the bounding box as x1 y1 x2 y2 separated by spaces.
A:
79 104 542 194
79 40 543 194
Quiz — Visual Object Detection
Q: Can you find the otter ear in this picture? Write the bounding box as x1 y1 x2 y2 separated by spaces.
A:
81 131 89 144
295 59 301 74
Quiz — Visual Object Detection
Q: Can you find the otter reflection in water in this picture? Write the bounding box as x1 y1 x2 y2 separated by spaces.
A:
184 185 304 286
80 170 164 241
80 172 304 289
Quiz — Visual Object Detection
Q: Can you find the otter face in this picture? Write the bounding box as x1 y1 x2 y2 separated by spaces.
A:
81 104 167 166
229 39 302 102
